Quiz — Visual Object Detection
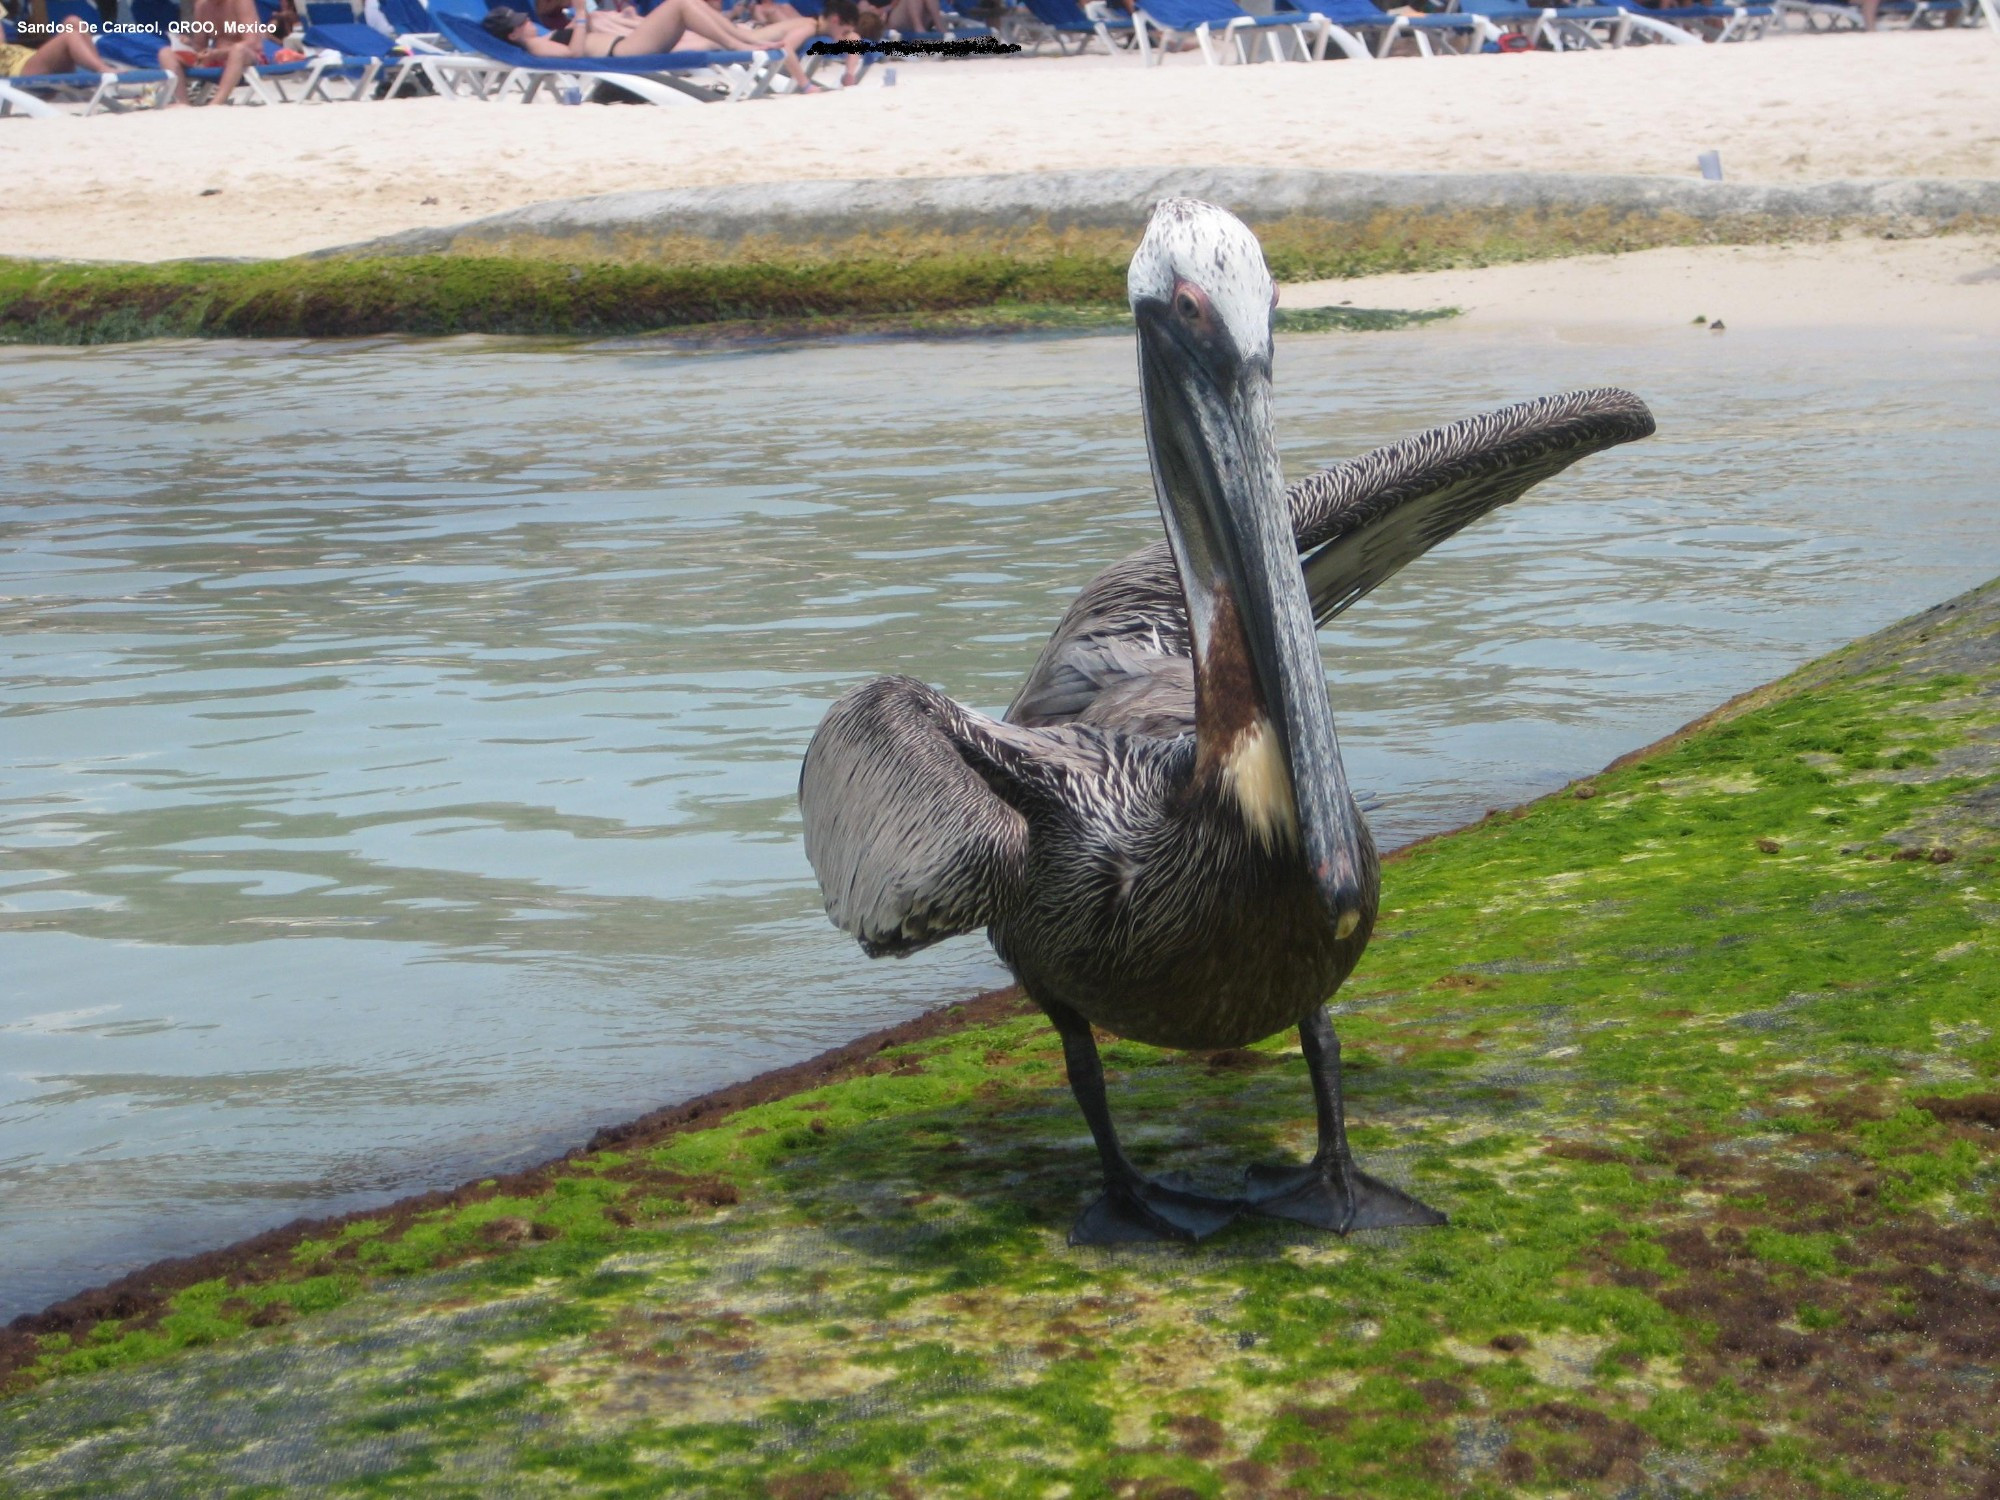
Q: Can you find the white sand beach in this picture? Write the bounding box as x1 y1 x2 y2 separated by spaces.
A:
1289 232 2000 332
0 28 1995 264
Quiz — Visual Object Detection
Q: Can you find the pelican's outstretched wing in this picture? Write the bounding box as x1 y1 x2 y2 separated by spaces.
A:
801 675 1063 958
1008 388 1654 732
1293 387 1655 624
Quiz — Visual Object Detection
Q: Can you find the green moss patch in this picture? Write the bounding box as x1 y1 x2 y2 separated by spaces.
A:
0 254 1459 346
1 579 1996 1497
11 192 1990 345
389 204 2000 281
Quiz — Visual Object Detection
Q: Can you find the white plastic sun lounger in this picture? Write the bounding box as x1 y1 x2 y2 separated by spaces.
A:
435 10 782 103
1133 0 1331 62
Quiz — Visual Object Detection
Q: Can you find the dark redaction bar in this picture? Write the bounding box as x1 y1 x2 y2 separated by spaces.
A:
805 35 1021 53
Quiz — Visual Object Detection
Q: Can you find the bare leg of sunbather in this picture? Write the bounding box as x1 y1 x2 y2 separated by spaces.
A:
22 18 114 74
701 12 826 93
156 39 259 105
156 46 189 104
621 0 776 50
885 0 940 32
201 40 258 104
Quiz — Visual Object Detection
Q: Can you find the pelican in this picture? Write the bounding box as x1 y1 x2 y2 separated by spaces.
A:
801 199 1654 1245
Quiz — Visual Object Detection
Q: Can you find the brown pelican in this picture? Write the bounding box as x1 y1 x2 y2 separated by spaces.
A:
801 199 1654 1244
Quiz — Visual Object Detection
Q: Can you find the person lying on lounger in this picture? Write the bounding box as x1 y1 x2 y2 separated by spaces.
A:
0 12 115 79
860 0 941 35
155 0 269 105
482 0 857 92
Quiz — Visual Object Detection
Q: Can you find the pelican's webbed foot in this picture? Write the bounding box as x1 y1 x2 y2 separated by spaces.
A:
1040 996 1250 1246
1250 1004 1448 1235
1246 1159 1444 1233
1071 1174 1245 1246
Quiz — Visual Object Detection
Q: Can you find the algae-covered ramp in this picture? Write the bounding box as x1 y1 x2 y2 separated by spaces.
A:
4 579 1999 1496
6 168 1998 345
334 168 2000 264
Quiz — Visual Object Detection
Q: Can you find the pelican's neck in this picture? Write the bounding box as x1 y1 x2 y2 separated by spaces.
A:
1191 585 1298 848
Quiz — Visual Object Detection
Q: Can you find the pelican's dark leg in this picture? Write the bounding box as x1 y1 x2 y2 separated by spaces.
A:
1246 1005 1447 1233
1040 998 1245 1245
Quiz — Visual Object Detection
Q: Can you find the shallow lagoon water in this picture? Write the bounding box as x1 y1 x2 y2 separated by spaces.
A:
1 321 1994 1318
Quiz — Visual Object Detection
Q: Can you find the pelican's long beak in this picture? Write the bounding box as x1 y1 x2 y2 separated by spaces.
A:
1133 278 1370 938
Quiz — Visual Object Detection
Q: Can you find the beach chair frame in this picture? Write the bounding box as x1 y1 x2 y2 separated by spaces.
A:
1609 0 1770 39
0 67 172 114
1008 0 1135 52
1772 0 1863 26
432 11 784 103
1446 0 1699 45
0 78 63 115
1133 0 1331 63
1286 0 1502 57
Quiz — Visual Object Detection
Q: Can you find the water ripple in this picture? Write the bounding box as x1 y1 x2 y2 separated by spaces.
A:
0 323 1993 1316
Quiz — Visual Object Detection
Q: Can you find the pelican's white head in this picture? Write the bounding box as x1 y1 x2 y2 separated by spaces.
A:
1126 197 1276 366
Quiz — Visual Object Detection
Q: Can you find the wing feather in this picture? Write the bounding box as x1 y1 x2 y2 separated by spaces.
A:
1008 387 1654 731
1295 387 1656 623
800 675 1034 958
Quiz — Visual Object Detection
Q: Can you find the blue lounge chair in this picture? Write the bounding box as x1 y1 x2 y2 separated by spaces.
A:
130 0 180 25
1771 0 1861 26
375 0 442 33
97 20 345 101
1132 0 1330 62
356 0 526 91
0 65 169 114
1016 0 1135 50
1613 0 1773 37
1874 0 1967 22
0 2 170 111
303 16 444 92
1448 0 1701 45
1289 0 1498 54
432 9 785 102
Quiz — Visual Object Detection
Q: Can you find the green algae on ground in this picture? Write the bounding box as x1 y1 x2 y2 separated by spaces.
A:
368 205 2000 280
0 254 1121 344
8 190 1996 345
0 255 1455 346
2 579 1997 1498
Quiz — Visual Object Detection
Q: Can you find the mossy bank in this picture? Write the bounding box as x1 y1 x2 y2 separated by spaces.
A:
7 205 1990 346
0 254 1460 346
3 577 1998 1499
9 168 1998 344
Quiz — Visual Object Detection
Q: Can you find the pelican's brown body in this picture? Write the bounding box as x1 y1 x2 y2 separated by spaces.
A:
992 589 1377 1051
994 804 1371 1051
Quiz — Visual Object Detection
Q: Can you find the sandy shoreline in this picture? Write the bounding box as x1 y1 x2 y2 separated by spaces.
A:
2 28 1996 263
1289 231 2000 332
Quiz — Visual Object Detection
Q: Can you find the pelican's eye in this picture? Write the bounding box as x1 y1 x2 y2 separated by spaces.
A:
1173 284 1206 323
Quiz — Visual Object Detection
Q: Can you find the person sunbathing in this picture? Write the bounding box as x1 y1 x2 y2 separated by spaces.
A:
155 0 269 106
0 13 116 79
863 0 941 34
483 0 853 92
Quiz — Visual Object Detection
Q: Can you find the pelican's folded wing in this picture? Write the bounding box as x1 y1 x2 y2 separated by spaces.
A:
1293 387 1656 625
801 675 1039 958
